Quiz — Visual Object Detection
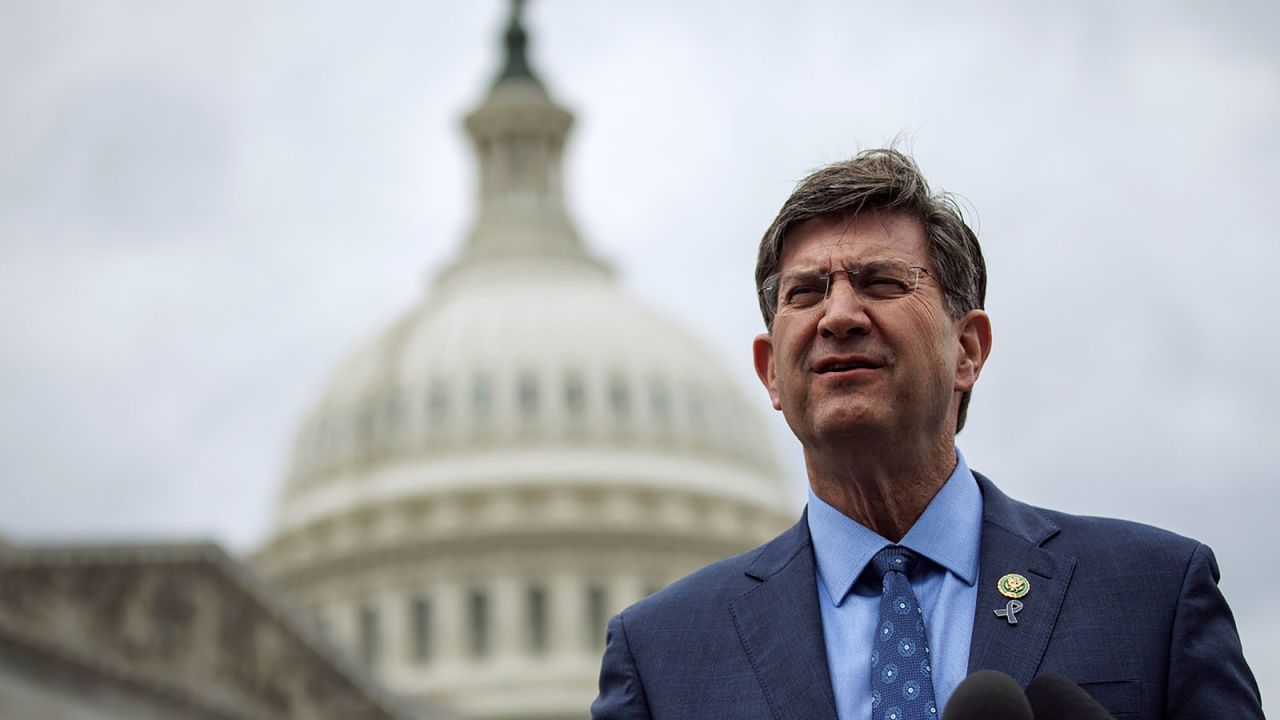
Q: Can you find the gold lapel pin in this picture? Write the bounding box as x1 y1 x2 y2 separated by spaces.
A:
998 573 1030 599
994 573 1030 625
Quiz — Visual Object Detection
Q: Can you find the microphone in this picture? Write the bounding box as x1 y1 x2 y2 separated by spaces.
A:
1025 673 1116 719
943 670 1033 719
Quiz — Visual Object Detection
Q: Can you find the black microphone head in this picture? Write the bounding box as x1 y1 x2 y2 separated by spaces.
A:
1025 673 1115 720
943 670 1033 720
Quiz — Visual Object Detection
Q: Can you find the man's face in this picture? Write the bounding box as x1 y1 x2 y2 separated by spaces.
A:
753 210 989 450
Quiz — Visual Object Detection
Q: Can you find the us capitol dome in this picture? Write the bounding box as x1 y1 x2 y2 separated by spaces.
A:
253 5 795 719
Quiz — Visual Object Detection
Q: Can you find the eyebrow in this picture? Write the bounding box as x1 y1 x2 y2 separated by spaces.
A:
778 268 827 281
780 258 907 277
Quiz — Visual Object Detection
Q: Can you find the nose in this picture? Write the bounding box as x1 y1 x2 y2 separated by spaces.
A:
817 270 871 338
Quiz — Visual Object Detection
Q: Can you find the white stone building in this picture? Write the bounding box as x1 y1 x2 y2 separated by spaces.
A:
252 5 796 719
0 542 435 720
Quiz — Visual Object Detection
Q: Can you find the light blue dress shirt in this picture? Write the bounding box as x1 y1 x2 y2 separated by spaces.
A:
807 450 982 719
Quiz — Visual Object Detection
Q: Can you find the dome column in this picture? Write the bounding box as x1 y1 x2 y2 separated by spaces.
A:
436 578 467 666
490 574 523 662
550 569 586 658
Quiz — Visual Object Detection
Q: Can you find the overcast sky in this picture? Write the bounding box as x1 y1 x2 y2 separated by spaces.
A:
1 0 1276 708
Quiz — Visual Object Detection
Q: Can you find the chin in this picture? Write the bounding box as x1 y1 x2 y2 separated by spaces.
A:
806 406 887 443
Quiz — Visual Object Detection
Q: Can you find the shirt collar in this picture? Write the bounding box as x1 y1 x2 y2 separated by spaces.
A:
807 449 983 607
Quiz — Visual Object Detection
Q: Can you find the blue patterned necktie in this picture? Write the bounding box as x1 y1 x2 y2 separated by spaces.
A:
869 546 938 720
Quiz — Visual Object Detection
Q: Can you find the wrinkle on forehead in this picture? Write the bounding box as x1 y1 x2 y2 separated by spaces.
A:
779 209 927 274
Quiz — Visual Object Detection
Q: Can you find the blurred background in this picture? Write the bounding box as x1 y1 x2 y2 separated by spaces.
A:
0 1 1275 718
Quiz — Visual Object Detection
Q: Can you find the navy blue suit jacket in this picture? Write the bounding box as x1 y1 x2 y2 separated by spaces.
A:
592 474 1262 719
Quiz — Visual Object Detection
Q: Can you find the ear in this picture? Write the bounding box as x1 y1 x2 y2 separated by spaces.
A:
954 309 992 393
752 332 783 410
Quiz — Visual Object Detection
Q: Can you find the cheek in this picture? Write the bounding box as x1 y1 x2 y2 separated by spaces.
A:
899 316 959 379
771 321 811 367
789 338 822 378
770 329 813 396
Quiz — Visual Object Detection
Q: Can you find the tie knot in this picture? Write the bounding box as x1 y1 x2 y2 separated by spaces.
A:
870 545 917 578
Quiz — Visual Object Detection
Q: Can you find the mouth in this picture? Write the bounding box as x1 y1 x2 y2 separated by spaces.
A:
813 356 885 374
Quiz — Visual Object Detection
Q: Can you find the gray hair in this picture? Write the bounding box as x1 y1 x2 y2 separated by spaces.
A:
755 148 987 432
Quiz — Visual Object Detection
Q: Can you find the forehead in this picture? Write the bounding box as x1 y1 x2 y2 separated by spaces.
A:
777 210 927 272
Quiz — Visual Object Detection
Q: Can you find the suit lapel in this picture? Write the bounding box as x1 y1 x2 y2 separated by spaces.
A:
967 474 1076 686
730 515 839 720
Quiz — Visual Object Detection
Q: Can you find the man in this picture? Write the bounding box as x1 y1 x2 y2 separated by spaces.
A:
592 148 1262 719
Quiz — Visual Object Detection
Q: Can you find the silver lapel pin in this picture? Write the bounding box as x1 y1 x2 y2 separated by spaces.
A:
994 599 1023 624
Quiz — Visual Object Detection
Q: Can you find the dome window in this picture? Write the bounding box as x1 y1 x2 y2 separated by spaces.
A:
472 376 493 424
358 602 380 667
688 390 708 432
564 372 586 420
426 381 449 436
467 587 491 658
518 372 540 421
526 584 549 655
382 394 404 443
585 581 607 650
356 406 376 460
608 375 630 423
649 378 671 423
509 140 529 191
410 595 432 664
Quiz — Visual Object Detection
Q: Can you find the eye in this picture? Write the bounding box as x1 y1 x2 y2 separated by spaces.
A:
866 275 904 287
861 274 910 298
784 284 824 305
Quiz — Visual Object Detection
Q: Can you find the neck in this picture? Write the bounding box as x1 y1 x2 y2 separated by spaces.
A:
805 436 956 542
